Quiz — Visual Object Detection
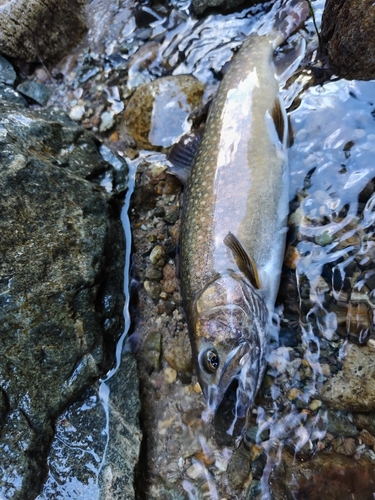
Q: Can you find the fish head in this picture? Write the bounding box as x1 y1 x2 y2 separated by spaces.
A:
191 274 269 416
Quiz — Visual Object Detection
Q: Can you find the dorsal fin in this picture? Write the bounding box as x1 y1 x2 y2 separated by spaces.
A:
167 127 204 185
223 232 261 289
271 97 293 148
271 97 285 144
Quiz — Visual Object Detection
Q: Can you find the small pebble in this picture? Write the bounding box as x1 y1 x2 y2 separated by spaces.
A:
99 110 115 132
284 245 300 269
309 399 322 411
163 279 176 294
144 280 162 299
321 363 331 376
164 367 177 384
192 382 202 394
149 245 167 267
69 104 85 121
288 388 302 401
359 429 375 448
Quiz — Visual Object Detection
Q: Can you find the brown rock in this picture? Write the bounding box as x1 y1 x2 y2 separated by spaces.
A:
164 330 192 373
121 75 205 150
360 429 375 448
0 0 87 63
353 412 375 435
271 450 375 500
321 0 375 80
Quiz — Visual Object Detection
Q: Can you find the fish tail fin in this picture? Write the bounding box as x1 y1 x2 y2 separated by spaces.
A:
257 0 310 46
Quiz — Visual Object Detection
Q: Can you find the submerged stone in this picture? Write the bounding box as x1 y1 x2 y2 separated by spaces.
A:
121 75 205 150
270 451 375 500
320 344 375 412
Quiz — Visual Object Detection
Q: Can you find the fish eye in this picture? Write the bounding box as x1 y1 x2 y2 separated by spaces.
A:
202 348 219 373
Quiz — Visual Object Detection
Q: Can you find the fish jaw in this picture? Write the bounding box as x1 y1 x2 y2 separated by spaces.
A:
190 274 269 416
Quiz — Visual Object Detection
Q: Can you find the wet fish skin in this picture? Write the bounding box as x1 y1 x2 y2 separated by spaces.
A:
180 3 308 422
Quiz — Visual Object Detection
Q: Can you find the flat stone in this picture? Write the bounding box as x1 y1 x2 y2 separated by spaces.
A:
17 81 52 106
320 344 375 411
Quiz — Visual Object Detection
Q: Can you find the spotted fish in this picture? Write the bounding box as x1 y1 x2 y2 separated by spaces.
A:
179 0 309 431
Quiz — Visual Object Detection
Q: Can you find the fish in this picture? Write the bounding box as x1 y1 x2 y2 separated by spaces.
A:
178 0 309 431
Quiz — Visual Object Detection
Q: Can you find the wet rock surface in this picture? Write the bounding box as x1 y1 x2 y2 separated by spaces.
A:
121 75 205 150
0 100 126 498
321 344 375 411
0 0 87 63
38 353 141 500
270 451 375 500
321 0 375 80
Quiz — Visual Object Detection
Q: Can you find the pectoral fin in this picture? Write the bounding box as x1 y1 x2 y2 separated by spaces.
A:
224 232 261 289
167 127 204 185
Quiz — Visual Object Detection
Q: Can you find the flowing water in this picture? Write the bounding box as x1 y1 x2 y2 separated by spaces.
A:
36 0 375 498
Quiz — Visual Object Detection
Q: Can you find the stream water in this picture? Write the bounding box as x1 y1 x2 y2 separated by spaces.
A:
35 0 375 498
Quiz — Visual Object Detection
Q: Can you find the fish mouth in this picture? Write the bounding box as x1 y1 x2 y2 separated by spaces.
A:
205 342 252 414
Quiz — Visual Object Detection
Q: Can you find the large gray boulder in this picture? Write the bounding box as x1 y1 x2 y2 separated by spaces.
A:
0 99 127 499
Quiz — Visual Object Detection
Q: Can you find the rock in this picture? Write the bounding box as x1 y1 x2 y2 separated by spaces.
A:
0 0 87 63
309 399 322 411
163 367 177 384
0 100 127 499
149 245 167 268
320 344 375 411
99 111 115 132
0 84 27 106
327 411 358 437
0 56 16 86
192 0 260 16
39 353 142 500
121 75 205 150
145 265 163 281
143 331 162 370
353 412 375 435
69 104 86 121
17 81 52 106
270 450 375 500
144 280 163 299
98 353 142 499
164 329 192 373
321 0 375 80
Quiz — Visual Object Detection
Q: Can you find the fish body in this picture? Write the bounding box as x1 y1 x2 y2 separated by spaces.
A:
180 3 308 425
